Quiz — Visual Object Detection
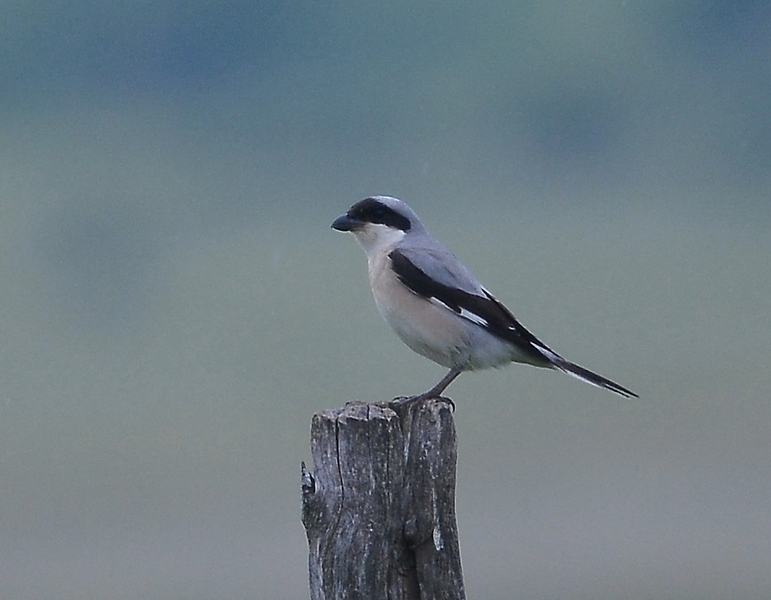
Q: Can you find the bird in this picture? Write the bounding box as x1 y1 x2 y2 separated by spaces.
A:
331 196 637 402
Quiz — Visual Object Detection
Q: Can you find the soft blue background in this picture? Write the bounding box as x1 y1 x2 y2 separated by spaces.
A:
2 1 770 598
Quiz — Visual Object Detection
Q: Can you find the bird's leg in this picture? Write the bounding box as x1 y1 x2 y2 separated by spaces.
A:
416 365 464 400
391 365 464 408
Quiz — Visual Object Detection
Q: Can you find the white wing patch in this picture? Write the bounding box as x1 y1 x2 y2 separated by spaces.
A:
428 296 490 328
459 307 489 327
428 296 455 313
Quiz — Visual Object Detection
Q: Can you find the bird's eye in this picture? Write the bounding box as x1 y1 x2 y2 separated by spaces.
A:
354 203 385 221
349 198 410 231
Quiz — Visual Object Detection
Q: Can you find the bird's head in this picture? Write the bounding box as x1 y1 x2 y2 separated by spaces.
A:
332 196 424 255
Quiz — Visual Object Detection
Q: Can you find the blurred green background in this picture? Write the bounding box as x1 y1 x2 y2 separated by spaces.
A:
2 1 770 598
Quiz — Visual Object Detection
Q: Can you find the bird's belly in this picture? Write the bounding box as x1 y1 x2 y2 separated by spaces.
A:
384 305 518 370
379 302 466 368
368 258 514 370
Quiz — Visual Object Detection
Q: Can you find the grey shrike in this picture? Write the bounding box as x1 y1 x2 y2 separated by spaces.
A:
332 196 637 401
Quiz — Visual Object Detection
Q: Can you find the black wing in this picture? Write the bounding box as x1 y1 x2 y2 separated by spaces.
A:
389 249 551 366
389 249 638 398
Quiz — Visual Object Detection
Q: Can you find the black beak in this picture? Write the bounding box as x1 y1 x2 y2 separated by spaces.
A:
331 214 362 231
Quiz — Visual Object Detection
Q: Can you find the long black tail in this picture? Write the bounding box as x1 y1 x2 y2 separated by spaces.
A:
553 358 638 398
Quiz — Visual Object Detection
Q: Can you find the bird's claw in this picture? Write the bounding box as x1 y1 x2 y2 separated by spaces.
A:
388 394 455 412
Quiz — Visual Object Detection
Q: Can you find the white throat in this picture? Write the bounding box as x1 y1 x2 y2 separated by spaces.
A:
352 223 407 257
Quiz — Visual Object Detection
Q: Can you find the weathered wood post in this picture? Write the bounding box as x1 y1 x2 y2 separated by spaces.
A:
301 398 465 600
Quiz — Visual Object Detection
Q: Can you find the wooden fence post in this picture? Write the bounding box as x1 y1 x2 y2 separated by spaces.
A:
301 399 465 600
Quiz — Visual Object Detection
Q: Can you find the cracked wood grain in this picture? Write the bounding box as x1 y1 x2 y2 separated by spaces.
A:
302 399 465 600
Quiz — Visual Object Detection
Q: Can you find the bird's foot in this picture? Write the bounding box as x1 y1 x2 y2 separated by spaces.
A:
388 394 455 412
